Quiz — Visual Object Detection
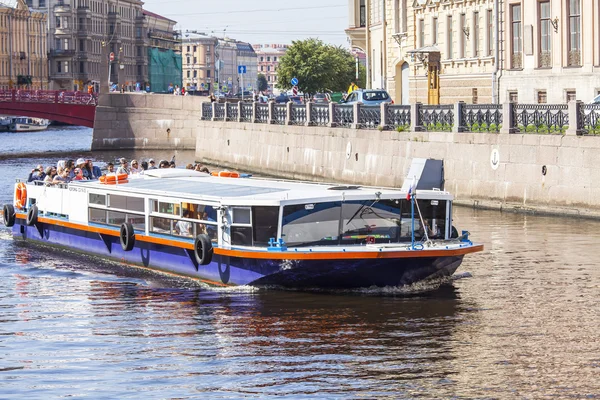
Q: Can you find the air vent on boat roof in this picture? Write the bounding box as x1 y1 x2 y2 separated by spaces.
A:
328 185 361 190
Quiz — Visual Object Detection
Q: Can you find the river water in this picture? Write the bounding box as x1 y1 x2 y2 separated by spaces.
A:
0 127 598 398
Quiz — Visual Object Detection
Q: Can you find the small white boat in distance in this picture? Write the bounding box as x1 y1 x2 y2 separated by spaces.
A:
8 117 50 132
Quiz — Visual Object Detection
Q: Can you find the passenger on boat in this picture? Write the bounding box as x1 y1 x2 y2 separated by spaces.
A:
43 167 57 184
175 211 192 237
186 163 194 170
140 161 148 171
158 160 169 169
53 168 70 184
86 159 102 180
106 162 115 174
194 164 202 172
130 160 141 175
148 159 157 170
169 161 176 168
199 166 210 174
72 168 86 181
66 160 76 180
27 165 46 182
116 158 130 175
75 158 89 179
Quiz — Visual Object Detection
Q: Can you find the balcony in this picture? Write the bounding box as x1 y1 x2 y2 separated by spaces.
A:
54 27 73 36
76 6 91 15
50 72 73 80
54 3 71 13
50 49 76 58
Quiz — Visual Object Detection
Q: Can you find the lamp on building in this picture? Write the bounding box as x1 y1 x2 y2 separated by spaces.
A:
550 17 559 33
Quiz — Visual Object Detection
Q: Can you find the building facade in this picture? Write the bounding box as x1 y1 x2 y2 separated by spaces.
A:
142 10 181 93
0 0 47 90
499 0 600 104
181 34 217 93
253 44 288 93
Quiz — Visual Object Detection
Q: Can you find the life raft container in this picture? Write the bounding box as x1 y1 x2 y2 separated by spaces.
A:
99 173 129 184
211 171 240 178
15 182 27 209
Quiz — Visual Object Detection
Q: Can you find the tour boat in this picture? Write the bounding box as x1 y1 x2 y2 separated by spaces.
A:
1 159 483 288
8 117 50 132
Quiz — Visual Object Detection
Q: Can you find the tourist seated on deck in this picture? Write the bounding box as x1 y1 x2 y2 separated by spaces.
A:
148 159 157 170
175 211 192 237
86 159 101 179
53 168 70 184
158 160 169 169
186 163 194 170
116 158 130 175
140 161 148 172
105 162 115 174
194 164 202 172
66 160 76 180
199 166 210 174
169 161 176 168
43 167 56 184
27 164 46 182
72 168 86 181
75 158 89 179
129 160 141 175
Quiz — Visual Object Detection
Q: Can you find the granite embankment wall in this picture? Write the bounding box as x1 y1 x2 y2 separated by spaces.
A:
92 94 600 217
92 93 203 150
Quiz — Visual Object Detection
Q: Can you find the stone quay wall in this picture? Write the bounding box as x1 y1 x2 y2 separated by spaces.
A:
195 121 600 218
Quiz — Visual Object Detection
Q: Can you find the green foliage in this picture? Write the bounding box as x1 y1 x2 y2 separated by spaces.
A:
276 38 361 94
257 74 268 92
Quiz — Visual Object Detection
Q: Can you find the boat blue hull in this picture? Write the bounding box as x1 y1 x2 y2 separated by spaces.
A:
12 220 464 288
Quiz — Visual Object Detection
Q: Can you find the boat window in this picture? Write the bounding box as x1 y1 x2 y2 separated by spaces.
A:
282 202 341 247
150 217 217 243
400 199 447 240
150 217 174 235
89 193 106 206
105 211 145 231
89 208 106 224
109 195 144 212
252 206 279 246
232 207 251 225
231 226 253 246
182 203 218 223
152 200 180 216
341 200 402 243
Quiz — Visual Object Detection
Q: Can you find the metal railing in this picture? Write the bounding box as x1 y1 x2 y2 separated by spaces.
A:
198 100 595 136
514 104 568 134
0 89 98 106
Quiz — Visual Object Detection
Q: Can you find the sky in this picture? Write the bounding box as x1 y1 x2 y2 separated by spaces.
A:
141 0 350 47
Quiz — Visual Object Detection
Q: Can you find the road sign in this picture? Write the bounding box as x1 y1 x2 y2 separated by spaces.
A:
238 65 247 74
222 85 228 91
292 86 298 95
291 77 298 86
109 52 115 62
200 83 205 89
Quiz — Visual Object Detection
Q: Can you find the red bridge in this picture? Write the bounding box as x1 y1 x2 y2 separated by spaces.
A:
0 90 97 128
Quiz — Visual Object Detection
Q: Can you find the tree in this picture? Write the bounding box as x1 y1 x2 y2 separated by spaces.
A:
276 38 359 95
257 73 268 92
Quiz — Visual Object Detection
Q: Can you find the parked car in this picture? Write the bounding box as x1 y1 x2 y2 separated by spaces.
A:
342 89 393 105
290 96 303 105
589 94 600 104
275 94 290 104
313 93 330 104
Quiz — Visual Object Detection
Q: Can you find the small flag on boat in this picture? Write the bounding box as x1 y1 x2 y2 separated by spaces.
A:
406 177 416 201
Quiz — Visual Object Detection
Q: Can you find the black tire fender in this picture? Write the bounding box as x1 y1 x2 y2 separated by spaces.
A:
194 234 213 266
2 204 15 227
26 205 38 226
120 222 135 251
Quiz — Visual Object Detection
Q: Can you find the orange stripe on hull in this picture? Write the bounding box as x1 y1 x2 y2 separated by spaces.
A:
15 214 484 261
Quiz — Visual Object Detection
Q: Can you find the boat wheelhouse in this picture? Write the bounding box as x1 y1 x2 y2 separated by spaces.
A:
2 164 483 288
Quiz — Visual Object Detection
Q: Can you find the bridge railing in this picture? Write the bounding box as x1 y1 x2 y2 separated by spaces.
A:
200 100 595 136
0 89 98 106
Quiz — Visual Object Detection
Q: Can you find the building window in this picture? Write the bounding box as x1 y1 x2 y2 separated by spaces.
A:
260 57 263 61
193 70 197 78
64 61 69 73
447 15 453 59
193 57 197 64
508 91 518 103
186 57 190 64
419 19 424 48
260 66 264 71
537 90 547 104
432 17 438 45
136 27 141 38
193 46 197 52
79 39 84 51
57 61 61 73
473 11 479 57
206 70 210 78
568 0 581 66
137 46 141 57
511 4 522 68
539 1 551 67
187 71 190 78
137 65 142 76
566 90 577 101
187 46 190 52
267 75 271 82
79 61 84 73
56 16 60 28
487 9 494 56
267 66 270 72
460 13 466 58
274 57 277 62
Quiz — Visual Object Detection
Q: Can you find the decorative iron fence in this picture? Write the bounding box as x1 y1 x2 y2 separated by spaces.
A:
214 103 225 120
581 104 600 135
272 104 287 125
240 102 253 122
358 105 381 129
291 104 307 125
332 104 353 128
462 104 502 132
514 104 568 134
255 104 269 123
226 103 238 121
387 105 410 131
419 104 454 131
201 102 212 120
310 104 330 126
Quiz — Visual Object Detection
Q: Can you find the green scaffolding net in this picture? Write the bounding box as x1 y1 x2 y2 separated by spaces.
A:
148 48 182 93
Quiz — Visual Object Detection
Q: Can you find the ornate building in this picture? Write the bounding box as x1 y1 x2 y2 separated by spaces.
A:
181 34 217 93
0 0 47 90
253 44 288 93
